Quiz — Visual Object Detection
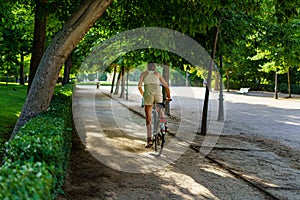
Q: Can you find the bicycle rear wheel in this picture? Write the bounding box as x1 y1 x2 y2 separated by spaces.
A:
160 132 165 149
154 133 163 152
152 104 167 152
152 107 158 151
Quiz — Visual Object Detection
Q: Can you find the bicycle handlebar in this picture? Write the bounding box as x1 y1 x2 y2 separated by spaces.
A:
163 98 172 102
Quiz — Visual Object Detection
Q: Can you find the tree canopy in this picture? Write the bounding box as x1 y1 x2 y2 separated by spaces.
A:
0 0 299 135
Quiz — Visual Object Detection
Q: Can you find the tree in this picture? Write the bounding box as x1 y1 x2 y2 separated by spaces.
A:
11 0 300 137
0 2 33 84
248 0 300 98
62 53 72 86
110 64 117 93
27 0 86 91
201 20 221 135
114 67 122 95
119 65 125 98
27 0 48 93
12 0 113 137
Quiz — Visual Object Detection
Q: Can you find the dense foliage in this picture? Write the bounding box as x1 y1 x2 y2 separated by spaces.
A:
0 84 73 199
1 1 299 94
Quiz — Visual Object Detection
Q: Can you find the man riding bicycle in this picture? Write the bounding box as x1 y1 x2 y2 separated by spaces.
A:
138 63 171 148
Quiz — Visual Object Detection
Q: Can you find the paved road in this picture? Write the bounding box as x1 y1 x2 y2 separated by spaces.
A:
222 90 300 150
100 85 300 151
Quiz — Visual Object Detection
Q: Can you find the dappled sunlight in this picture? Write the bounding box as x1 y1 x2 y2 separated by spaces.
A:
158 171 220 200
85 124 99 129
72 84 300 198
281 121 300 126
73 86 225 173
242 174 280 188
286 115 300 119
200 165 233 178
105 136 145 153
87 134 172 173
15 111 21 117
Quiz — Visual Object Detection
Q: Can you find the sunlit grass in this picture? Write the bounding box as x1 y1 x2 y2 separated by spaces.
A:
0 83 27 162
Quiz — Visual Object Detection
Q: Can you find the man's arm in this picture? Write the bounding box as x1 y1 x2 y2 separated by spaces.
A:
138 72 144 96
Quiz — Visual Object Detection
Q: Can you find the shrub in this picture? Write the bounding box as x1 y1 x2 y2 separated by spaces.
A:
227 80 300 94
0 84 73 199
0 76 15 83
0 162 52 200
278 83 300 94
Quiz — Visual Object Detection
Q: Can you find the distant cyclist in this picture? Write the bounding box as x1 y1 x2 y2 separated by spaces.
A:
138 63 171 148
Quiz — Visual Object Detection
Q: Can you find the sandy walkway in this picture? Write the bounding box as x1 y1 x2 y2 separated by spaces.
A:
57 86 300 200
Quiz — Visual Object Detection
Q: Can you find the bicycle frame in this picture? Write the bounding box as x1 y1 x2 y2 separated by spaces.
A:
152 103 167 152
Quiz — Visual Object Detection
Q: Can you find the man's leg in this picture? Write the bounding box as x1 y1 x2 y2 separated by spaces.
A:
145 105 152 145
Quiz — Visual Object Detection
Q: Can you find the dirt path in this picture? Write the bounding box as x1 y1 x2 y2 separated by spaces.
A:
56 87 300 200
57 129 275 200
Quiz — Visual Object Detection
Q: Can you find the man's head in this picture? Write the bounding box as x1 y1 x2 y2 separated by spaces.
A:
147 63 156 71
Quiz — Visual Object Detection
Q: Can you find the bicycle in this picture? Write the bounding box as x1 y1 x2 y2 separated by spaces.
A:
152 99 171 152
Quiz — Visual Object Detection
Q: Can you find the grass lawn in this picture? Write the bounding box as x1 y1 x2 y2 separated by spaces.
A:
0 83 27 162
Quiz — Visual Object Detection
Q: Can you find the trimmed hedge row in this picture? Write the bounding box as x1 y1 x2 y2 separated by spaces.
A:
0 84 73 199
227 81 300 94
0 77 16 83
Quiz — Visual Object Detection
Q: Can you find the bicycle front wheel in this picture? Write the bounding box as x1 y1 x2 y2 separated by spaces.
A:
154 134 158 151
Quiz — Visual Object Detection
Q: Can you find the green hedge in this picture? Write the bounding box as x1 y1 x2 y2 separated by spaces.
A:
278 83 300 94
0 84 73 199
0 76 16 83
0 162 53 200
227 81 300 94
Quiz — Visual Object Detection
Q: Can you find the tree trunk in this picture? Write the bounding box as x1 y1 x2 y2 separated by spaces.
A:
287 68 291 98
126 67 129 100
200 19 220 135
162 64 170 98
110 65 117 93
162 64 170 115
120 66 125 98
214 72 220 90
257 73 261 91
274 70 278 99
114 70 122 95
27 0 48 93
217 53 224 121
62 54 72 86
12 0 113 138
185 70 189 87
19 53 25 85
226 70 230 92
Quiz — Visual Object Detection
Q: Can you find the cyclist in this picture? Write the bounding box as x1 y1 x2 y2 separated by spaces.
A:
138 63 171 148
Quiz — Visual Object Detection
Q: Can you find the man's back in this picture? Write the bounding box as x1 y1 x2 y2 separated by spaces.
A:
143 71 161 97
